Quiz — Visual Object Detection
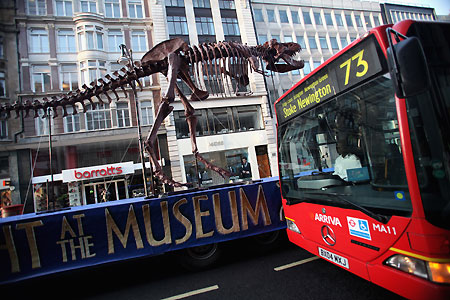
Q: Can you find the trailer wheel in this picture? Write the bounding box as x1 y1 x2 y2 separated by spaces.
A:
177 243 221 270
251 230 286 252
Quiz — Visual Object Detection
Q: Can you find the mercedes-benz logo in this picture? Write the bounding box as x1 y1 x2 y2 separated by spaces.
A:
321 225 336 246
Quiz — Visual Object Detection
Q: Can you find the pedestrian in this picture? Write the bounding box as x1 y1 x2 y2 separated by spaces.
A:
240 157 252 179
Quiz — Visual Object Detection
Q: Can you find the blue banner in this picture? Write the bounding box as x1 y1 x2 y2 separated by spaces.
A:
0 178 284 284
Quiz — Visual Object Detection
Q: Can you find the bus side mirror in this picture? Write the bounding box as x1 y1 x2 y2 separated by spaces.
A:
387 36 431 98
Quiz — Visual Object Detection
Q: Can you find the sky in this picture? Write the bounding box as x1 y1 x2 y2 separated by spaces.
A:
379 0 450 15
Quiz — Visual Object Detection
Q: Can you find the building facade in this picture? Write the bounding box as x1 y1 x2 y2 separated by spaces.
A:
249 0 384 107
4 0 164 212
0 0 21 210
152 0 278 188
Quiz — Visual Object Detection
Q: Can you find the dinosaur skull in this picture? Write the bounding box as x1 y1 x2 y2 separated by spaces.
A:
263 39 304 73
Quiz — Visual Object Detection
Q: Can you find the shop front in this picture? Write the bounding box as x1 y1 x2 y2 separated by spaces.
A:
178 131 273 187
31 161 146 211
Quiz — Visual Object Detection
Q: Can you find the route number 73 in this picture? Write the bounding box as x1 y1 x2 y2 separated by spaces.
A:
339 49 368 86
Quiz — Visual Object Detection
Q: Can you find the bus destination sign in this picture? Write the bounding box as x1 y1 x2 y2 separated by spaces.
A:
276 35 384 124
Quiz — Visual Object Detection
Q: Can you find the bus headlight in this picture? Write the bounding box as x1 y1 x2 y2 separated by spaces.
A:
286 218 301 234
385 255 450 283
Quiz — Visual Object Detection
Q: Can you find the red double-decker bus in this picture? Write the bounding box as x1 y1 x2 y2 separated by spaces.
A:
274 20 450 299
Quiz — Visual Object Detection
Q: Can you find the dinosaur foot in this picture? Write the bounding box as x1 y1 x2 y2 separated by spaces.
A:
155 170 189 188
195 153 232 178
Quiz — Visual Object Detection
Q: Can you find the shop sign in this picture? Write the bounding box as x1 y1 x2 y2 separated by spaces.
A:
62 162 135 182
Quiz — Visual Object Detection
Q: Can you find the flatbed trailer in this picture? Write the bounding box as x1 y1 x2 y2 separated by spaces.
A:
0 177 284 284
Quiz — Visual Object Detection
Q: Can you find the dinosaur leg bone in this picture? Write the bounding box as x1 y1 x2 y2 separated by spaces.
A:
176 86 231 179
144 100 186 188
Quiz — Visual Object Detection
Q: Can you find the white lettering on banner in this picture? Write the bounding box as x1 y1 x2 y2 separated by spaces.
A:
62 162 135 182
314 213 343 227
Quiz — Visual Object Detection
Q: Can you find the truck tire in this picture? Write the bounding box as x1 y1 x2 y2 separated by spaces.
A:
176 243 221 270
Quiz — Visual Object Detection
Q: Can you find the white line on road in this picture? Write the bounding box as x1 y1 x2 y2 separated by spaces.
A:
274 256 320 271
161 285 219 300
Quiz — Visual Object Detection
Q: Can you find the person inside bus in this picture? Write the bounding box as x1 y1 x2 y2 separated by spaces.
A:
240 157 252 179
332 109 363 181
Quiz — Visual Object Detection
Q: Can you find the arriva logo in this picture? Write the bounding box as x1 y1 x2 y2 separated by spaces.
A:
315 213 343 227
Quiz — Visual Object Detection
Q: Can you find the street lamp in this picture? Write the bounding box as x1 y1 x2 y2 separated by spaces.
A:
117 44 154 197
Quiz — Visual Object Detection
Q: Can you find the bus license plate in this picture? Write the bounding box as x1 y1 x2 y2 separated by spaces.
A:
318 247 349 269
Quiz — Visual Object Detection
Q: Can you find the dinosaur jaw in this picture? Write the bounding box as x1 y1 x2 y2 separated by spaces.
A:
267 56 305 73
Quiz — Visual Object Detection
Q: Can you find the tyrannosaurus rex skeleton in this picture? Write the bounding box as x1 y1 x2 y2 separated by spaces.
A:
0 38 304 188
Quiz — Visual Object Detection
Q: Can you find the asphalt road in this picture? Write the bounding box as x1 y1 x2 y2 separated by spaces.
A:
2 235 404 300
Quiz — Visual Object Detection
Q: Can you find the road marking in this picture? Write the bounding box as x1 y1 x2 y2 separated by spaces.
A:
161 285 219 300
274 256 320 271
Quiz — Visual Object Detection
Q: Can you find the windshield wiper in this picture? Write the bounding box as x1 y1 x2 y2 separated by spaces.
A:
303 191 389 224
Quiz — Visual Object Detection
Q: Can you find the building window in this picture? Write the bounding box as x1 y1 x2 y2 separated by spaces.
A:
30 28 49 53
267 9 275 22
258 34 268 44
340 37 348 48
223 18 240 36
116 103 130 127
165 0 184 7
219 0 234 9
0 36 3 58
0 72 5 97
279 10 289 23
308 37 317 49
174 105 263 139
60 64 78 91
64 106 80 133
105 0 120 18
35 110 54 136
313 60 321 69
193 0 210 8
345 14 353 27
319 36 328 50
196 17 215 35
28 0 46 15
131 30 147 51
167 16 188 35
128 0 143 18
364 13 372 28
296 36 305 49
80 0 97 13
314 12 322 25
86 104 112 130
291 11 300 24
373 15 380 27
330 36 339 49
32 65 51 92
57 29 76 52
303 62 311 75
140 101 153 126
78 26 103 51
254 9 263 22
355 15 362 27
80 60 106 85
55 0 73 16
303 11 311 25
335 14 343 26
325 13 333 26
0 120 7 139
108 30 124 52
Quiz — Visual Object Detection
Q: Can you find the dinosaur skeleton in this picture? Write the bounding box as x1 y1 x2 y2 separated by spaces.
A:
0 38 304 188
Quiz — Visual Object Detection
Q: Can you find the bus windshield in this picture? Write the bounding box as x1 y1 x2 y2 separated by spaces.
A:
278 73 412 217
